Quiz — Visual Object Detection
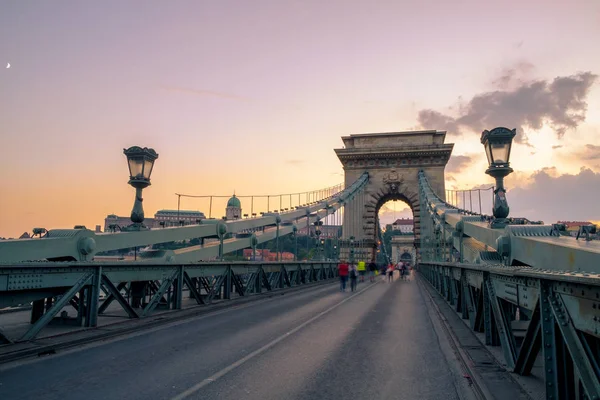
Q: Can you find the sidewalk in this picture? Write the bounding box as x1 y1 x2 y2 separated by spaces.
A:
418 274 545 400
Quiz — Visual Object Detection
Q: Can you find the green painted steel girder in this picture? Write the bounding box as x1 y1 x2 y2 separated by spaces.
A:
0 174 368 263
418 170 600 273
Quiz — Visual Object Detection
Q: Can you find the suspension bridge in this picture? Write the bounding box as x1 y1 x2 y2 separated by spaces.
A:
0 129 599 400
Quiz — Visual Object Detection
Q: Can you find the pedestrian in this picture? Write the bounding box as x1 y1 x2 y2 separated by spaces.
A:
387 263 394 282
349 263 358 292
368 260 377 282
357 260 366 282
400 262 407 281
338 259 349 292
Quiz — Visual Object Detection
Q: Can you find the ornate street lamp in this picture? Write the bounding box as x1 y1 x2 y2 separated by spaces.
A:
314 219 323 260
292 225 298 261
123 146 159 230
481 127 516 229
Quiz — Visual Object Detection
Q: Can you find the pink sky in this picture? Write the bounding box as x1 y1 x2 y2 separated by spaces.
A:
1 0 599 238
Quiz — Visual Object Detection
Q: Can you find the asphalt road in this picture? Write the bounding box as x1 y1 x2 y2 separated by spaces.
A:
0 274 476 400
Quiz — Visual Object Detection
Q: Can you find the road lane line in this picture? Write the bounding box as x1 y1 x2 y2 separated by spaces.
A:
170 282 379 400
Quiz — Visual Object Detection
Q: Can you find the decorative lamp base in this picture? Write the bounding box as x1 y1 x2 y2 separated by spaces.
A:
489 218 510 229
122 223 150 232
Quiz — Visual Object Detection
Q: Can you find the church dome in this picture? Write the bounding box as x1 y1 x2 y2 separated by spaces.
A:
227 194 241 208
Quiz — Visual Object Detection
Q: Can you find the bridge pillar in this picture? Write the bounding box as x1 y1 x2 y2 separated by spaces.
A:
335 130 453 258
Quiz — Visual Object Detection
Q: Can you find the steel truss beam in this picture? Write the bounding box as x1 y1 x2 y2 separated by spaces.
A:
420 262 600 400
21 273 93 341
0 262 339 343
0 327 12 344
485 278 517 368
547 288 600 398
513 301 541 375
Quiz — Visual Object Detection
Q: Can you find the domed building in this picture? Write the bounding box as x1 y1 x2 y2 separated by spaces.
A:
226 194 242 220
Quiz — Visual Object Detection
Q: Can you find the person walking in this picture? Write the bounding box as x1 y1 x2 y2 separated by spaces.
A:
338 259 349 292
380 264 387 282
399 261 407 281
368 260 377 282
387 263 395 282
357 260 366 282
349 263 358 292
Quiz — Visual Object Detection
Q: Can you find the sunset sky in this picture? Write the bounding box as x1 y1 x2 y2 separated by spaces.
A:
1 0 599 238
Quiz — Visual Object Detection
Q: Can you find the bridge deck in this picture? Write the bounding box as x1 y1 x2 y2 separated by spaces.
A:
0 273 535 400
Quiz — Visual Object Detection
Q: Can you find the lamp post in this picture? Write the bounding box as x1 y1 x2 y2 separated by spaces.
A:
314 220 323 261
349 236 355 265
292 225 298 261
123 146 159 230
481 127 516 229
320 238 325 260
275 215 281 261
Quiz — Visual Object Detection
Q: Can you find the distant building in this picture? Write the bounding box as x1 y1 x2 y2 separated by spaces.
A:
226 195 242 220
391 218 413 234
104 214 139 232
242 249 294 261
558 220 595 237
297 225 341 238
154 210 206 225
19 232 31 239
103 209 206 231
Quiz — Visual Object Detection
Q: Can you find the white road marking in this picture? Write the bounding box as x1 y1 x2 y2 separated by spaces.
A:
170 283 378 400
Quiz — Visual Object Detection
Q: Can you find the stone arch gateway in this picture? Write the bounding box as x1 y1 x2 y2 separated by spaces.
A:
335 130 454 262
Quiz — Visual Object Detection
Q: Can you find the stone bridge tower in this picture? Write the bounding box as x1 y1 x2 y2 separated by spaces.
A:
335 130 453 261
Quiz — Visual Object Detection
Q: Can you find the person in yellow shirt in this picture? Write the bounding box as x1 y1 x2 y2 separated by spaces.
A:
357 260 366 282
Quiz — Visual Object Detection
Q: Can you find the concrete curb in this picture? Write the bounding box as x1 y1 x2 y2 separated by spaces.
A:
0 279 337 365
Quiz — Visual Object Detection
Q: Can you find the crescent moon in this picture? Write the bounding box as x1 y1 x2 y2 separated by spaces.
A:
6 63 9 68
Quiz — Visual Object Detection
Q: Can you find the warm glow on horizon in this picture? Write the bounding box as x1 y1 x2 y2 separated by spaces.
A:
1 1 600 238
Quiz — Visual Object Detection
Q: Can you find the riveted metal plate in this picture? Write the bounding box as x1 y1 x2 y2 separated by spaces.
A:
559 292 600 338
452 268 462 281
465 270 483 288
492 279 519 305
516 284 539 310
7 274 46 290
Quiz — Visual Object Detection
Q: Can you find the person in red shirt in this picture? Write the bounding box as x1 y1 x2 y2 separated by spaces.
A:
338 260 349 292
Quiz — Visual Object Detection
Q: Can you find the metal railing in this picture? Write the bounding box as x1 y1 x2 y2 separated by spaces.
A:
417 169 600 399
420 261 600 400
0 261 340 343
417 170 600 273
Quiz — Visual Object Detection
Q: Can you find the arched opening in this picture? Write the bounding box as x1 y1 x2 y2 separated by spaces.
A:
400 251 413 266
375 194 415 265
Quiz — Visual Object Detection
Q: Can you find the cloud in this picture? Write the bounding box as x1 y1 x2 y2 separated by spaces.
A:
446 168 600 221
491 61 535 89
445 155 472 173
507 167 600 223
577 144 600 161
161 85 249 101
285 159 305 165
558 144 600 172
378 204 412 225
417 70 598 144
